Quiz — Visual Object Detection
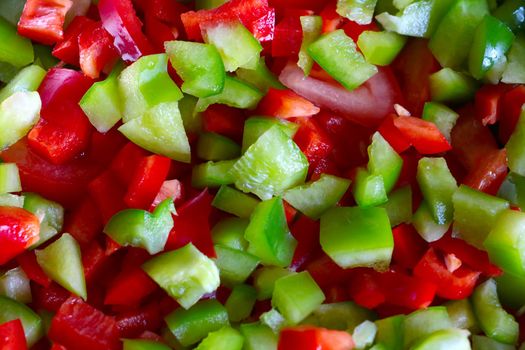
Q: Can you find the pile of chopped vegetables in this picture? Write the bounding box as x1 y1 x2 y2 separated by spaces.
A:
1 0 525 349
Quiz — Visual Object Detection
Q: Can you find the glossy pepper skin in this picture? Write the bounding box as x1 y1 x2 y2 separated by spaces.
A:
0 206 40 265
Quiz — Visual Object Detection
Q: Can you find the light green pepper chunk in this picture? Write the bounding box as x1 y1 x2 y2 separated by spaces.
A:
337 0 378 24
0 91 41 151
298 16 323 75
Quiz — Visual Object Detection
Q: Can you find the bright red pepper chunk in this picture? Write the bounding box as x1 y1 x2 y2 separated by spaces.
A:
0 206 40 265
78 21 119 79
393 115 452 155
52 16 97 65
104 266 157 307
279 326 355 350
258 88 320 118
18 0 72 45
0 320 28 350
17 251 52 287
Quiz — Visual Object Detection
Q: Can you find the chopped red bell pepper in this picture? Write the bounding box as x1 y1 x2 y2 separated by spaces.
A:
283 200 298 224
64 198 103 246
88 127 128 167
278 326 355 350
125 155 171 210
165 189 216 257
268 0 326 13
413 248 480 300
49 297 120 350
104 266 157 307
78 21 119 79
290 215 321 271
379 270 437 310
0 206 40 265
326 285 349 304
430 235 502 277
17 251 52 287
499 85 525 143
82 240 107 283
462 148 508 196
378 114 412 154
32 282 72 313
98 0 155 62
18 0 72 45
474 84 511 126
88 171 127 224
50 344 67 350
320 1 343 34
293 117 334 173
393 116 452 155
52 16 96 65
0 320 27 350
258 88 320 118
110 142 149 186
306 253 353 289
347 268 385 309
202 105 246 143
144 12 177 53
271 11 310 57
181 0 275 42
391 224 428 270
116 302 163 339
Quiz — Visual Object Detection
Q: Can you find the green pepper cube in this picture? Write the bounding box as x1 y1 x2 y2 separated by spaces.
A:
0 17 33 68
272 271 325 324
403 306 453 348
336 0 377 24
375 315 404 350
444 299 480 333
230 125 308 200
142 243 220 309
410 329 471 350
212 185 260 218
352 167 388 208
494 0 525 32
24 192 64 248
203 20 262 72
0 267 31 304
298 16 323 75
0 65 46 104
413 201 450 242
429 68 478 104
179 93 202 135
501 34 525 84
241 116 299 154
0 193 23 208
453 185 510 248
308 29 378 91
191 160 236 189
260 309 288 333
472 335 516 350
0 163 20 194
472 279 519 345
197 132 240 161
496 272 525 310
195 326 244 350
429 0 489 68
253 267 294 300
236 57 285 93
214 244 260 286
0 91 41 151
283 174 351 219
165 40 225 98
506 109 525 176
357 31 407 66
380 186 412 227
80 62 124 133
313 302 376 331
469 15 515 79
244 197 297 267
422 102 459 141
104 199 174 255
196 76 264 113
119 101 191 163
484 210 525 276
165 299 229 346
368 132 403 193
320 206 393 270
352 320 378 350
417 157 457 225
240 323 278 350
35 233 86 300
225 284 257 322
0 296 43 347
211 217 249 251
123 339 171 350
119 53 183 123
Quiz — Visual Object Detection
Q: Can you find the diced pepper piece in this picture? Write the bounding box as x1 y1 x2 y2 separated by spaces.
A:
320 206 393 270
253 267 294 300
118 54 182 123
203 20 262 72
51 15 93 65
79 62 123 133
35 233 86 300
0 206 40 265
0 267 31 304
469 15 515 79
410 329 471 350
380 270 437 309
453 185 509 248
197 132 240 161
212 218 249 251
214 244 260 286
0 163 21 194
357 30 406 66
494 0 525 31
472 279 519 345
497 272 525 310
165 40 225 98
506 109 525 176
381 186 412 227
123 339 171 350
484 210 525 276
236 58 284 93
0 319 27 350
241 116 299 153
0 91 41 151
412 201 449 242
368 132 403 193
240 323 278 350
212 185 259 218
230 125 308 200
192 160 236 188
78 21 119 79
24 192 64 248
104 199 174 254
179 93 203 135
244 197 297 267
375 315 404 350
337 0 377 24
444 299 480 333
119 102 191 163
278 325 355 350
257 88 320 119
421 102 459 141
225 284 257 322
429 68 478 104
260 308 288 333
196 326 244 350
501 35 525 84
392 116 452 154
104 265 157 307
142 243 220 309
196 76 264 112
17 0 71 45
49 297 120 350
298 16 323 75
352 167 388 208
417 157 457 225
403 306 453 348
312 302 375 331
0 194 24 208
472 335 516 350
165 299 229 346
125 154 171 209
352 320 377 349
428 0 489 68
0 0 25 26
308 29 377 91
0 65 46 104
0 296 43 347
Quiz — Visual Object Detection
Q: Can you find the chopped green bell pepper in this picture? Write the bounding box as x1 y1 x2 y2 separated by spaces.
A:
417 157 457 225
212 185 260 218
412 201 450 242
165 299 229 346
165 40 225 98
494 0 525 32
211 218 249 251
197 132 240 161
195 326 244 350
123 339 171 350
179 93 202 135
308 29 378 91
24 192 64 248
142 243 220 309
502 34 525 84
421 102 459 141
33 44 58 70
298 16 323 75
0 163 20 194
353 320 378 349
283 174 351 219
253 267 294 300
497 272 525 310
380 186 412 227
214 244 260 286
272 271 325 324
472 335 516 350
203 20 262 72
260 309 288 333
244 197 297 267
506 108 525 176
230 125 308 200
337 0 378 24
368 132 403 193
104 199 175 255
357 30 407 66
236 58 285 93
0 17 33 68
375 315 404 350
403 306 453 348
0 91 41 151
0 296 43 347
0 65 46 104
0 267 31 304
35 233 87 300
472 279 519 344
410 329 471 350
241 116 299 154
444 299 480 334
429 68 478 104
196 76 264 113
225 284 257 322
352 167 388 208
0 0 24 26
192 160 236 189
195 0 228 9
0 193 24 207
320 206 393 270
239 323 278 350
313 302 376 331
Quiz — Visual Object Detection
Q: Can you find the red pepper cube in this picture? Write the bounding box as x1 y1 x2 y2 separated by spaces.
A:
18 0 72 45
